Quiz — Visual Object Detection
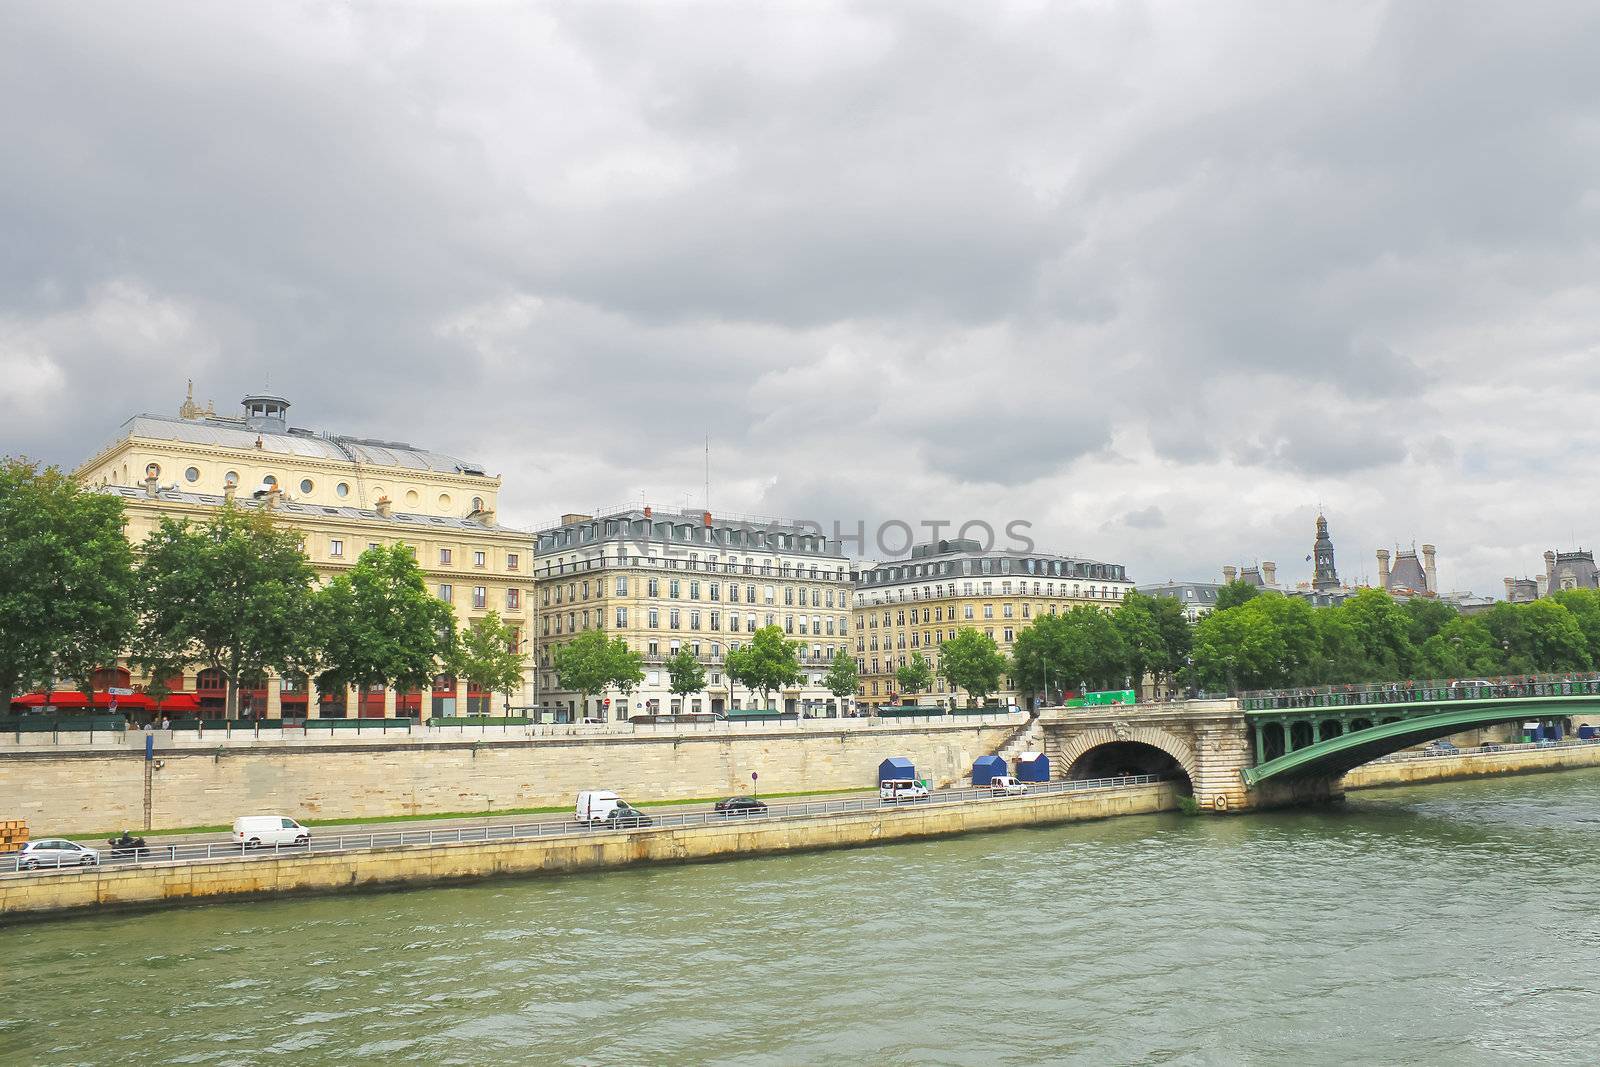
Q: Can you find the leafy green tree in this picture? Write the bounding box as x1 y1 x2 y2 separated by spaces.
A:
454 611 527 710
939 627 1008 705
552 629 643 717
823 650 859 707
1112 592 1169 694
1309 609 1365 684
1214 580 1261 612
1013 607 1127 700
314 543 457 707
665 645 707 709
0 459 136 712
726 625 802 710
1404 597 1458 649
135 504 315 718
1189 594 1315 691
1551 589 1600 666
1483 600 1591 673
1147 595 1194 689
1335 589 1416 680
895 651 934 700
1416 616 1504 677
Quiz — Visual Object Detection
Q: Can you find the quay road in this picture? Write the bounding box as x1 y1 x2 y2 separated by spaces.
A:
2 773 1166 876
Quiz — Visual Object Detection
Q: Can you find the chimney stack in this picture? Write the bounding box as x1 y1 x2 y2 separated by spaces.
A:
1376 548 1391 590
1262 561 1277 586
1421 544 1437 593
1504 577 1516 601
1223 565 1237 583
1545 549 1557 595
375 495 392 519
1537 573 1549 597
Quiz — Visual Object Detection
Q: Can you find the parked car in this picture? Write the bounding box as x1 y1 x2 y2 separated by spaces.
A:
714 796 768 817
1422 740 1460 757
988 776 1028 796
15 839 100 870
233 816 311 849
604 803 653 828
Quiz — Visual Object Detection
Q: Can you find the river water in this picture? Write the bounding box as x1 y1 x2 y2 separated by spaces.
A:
6 771 1600 1066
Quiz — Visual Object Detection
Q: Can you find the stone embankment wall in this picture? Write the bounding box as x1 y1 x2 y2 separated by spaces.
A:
0 780 1179 919
0 718 1024 833
1345 741 1600 790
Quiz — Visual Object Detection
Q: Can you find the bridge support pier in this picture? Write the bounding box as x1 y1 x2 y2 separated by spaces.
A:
1040 701 1346 814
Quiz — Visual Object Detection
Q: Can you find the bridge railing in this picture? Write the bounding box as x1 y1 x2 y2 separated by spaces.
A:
1241 672 1600 712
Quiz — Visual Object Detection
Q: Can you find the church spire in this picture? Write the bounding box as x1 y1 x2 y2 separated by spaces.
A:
1312 512 1340 591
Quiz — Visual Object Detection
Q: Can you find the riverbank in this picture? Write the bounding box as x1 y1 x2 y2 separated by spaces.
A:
1345 737 1600 791
0 780 1178 921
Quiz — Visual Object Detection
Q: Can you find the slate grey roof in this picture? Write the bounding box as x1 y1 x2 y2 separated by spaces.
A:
1387 552 1428 591
99 484 518 534
1137 581 1223 603
99 413 489 477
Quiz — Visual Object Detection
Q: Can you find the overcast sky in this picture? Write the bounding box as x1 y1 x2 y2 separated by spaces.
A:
4 2 1599 597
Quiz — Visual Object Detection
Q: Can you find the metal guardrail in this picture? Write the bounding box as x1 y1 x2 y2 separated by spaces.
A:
1242 673 1600 711
0 772 1164 877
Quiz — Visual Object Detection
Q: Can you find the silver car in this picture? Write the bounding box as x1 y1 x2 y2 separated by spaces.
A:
14 839 101 871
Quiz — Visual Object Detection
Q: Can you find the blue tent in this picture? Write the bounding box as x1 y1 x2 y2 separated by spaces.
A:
971 754 1007 786
1015 751 1050 783
878 756 915 783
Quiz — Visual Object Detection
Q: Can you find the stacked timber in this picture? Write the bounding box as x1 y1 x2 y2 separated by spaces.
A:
0 820 28 852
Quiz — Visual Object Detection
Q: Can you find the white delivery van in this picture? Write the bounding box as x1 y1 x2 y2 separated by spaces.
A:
879 779 931 803
576 790 625 824
233 816 311 848
989 776 1027 796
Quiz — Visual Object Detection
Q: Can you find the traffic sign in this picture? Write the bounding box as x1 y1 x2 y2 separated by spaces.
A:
107 687 134 696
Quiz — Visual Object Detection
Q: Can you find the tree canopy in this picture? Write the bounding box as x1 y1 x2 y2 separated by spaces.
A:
895 651 934 699
726 625 802 709
552 629 644 715
823 650 859 703
135 504 315 717
454 611 527 707
665 645 707 704
938 627 1008 704
0 459 136 711
313 543 457 699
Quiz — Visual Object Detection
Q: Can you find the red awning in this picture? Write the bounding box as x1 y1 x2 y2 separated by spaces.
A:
8 690 201 712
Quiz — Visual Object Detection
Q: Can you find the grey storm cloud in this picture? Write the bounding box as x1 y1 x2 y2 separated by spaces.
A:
4 1 1600 597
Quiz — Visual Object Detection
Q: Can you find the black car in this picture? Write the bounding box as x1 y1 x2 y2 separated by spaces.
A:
714 796 768 817
604 804 654 828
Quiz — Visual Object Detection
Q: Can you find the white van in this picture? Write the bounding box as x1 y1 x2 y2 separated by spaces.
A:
989 775 1027 796
576 790 625 824
879 779 931 803
233 816 310 849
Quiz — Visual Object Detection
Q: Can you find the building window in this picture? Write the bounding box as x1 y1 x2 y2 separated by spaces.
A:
438 584 453 604
300 479 314 494
473 587 487 609
669 579 681 598
617 608 628 627
225 470 240 487
670 609 681 630
690 610 701 630
616 577 628 596
440 548 453 565
184 466 200 483
648 578 660 597
263 475 277 488
330 539 344 558
648 609 660 628
336 482 349 497
507 553 519 571
506 589 521 610
474 551 486 568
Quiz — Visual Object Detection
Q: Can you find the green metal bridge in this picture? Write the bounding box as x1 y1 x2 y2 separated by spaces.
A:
1239 677 1600 788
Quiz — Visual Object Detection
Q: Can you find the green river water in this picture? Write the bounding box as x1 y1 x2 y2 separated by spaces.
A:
5 770 1600 1066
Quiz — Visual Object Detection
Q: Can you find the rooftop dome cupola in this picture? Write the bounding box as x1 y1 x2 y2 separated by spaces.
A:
241 392 290 432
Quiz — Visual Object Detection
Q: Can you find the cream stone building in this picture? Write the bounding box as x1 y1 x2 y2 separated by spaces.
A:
74 386 532 719
853 538 1135 709
532 507 854 720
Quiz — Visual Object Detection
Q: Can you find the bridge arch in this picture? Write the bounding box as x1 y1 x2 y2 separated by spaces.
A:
1243 697 1595 788
1056 726 1199 794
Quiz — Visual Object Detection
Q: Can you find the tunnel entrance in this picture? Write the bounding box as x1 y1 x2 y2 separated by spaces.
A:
1068 741 1193 794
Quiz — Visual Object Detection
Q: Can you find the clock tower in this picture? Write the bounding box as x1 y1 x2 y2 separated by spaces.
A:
1312 513 1340 591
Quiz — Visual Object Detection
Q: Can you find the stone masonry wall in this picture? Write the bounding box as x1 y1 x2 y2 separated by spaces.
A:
1 720 1020 833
